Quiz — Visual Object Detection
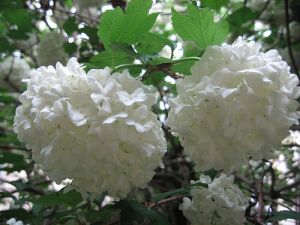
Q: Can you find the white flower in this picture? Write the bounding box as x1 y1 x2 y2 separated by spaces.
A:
6 218 24 225
13 58 166 198
36 31 68 66
167 37 300 172
180 174 248 225
0 57 31 90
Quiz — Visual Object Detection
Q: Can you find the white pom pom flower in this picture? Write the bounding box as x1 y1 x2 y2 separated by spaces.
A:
14 58 166 198
0 57 31 90
180 174 248 225
36 32 68 66
167 37 300 172
75 0 103 10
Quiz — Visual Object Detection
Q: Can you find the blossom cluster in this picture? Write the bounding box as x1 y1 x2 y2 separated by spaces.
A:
36 31 68 66
167 38 300 172
12 37 299 223
74 0 103 10
181 174 248 225
0 57 31 90
13 58 166 198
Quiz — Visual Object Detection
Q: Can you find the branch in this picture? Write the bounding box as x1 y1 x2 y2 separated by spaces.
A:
149 195 184 208
0 145 29 151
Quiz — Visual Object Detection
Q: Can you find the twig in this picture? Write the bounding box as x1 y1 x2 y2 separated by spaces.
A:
257 177 265 223
0 145 29 151
149 195 184 208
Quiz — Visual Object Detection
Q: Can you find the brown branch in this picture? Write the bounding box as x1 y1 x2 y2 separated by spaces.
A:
257 177 265 223
149 195 184 208
0 145 29 151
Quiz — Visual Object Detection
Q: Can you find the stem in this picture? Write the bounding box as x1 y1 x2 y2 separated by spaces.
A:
111 64 144 73
111 57 200 73
171 57 200 64
149 195 184 208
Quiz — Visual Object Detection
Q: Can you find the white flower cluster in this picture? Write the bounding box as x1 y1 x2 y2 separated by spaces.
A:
167 37 300 172
75 0 104 11
36 31 68 66
14 58 166 198
6 218 24 225
0 57 31 90
181 174 248 225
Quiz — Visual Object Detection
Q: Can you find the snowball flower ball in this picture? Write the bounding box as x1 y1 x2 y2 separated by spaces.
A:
75 0 103 10
14 58 166 198
0 57 31 90
167 37 300 172
181 174 248 225
36 31 68 66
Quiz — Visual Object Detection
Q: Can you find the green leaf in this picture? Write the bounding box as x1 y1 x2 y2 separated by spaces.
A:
3 9 33 32
0 209 32 221
64 42 77 55
85 206 116 224
270 210 300 221
0 19 6 35
0 0 23 11
98 0 158 47
143 71 166 85
171 61 194 75
136 32 174 55
0 152 25 164
8 29 29 40
148 57 172 65
172 5 229 49
0 151 27 172
183 42 203 57
63 17 78 35
79 26 99 45
227 7 258 29
116 199 169 225
90 48 135 68
35 189 83 207
64 0 73 8
201 0 229 10
0 37 13 53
